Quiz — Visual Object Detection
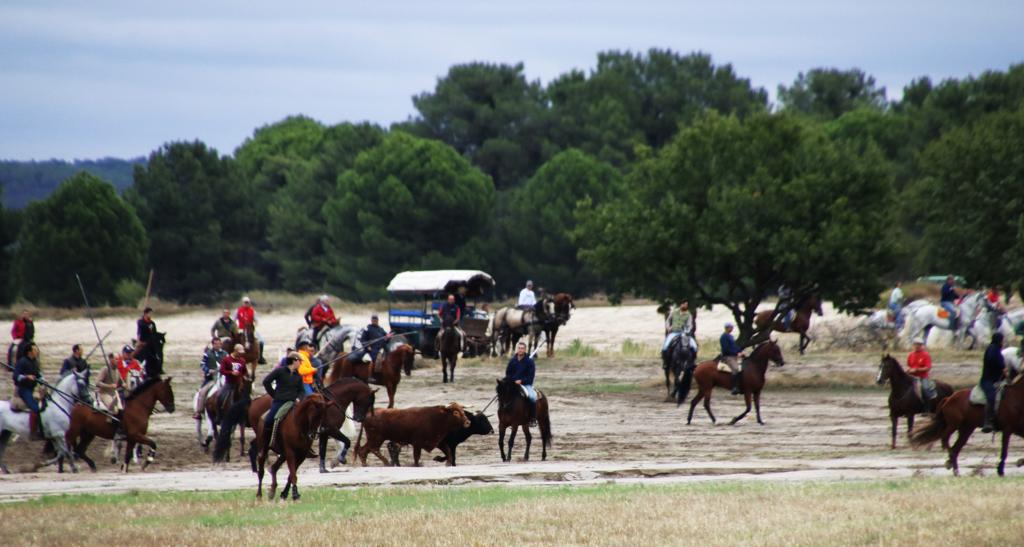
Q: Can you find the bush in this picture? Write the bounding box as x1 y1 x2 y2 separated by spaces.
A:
114 279 146 307
564 339 599 357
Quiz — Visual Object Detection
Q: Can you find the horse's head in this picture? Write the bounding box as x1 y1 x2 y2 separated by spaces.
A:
72 369 92 404
302 393 329 432
812 295 824 316
876 354 898 385
754 339 785 367
156 377 176 413
496 377 518 401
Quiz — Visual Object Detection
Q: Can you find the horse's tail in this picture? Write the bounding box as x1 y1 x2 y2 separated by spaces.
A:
248 439 258 472
909 403 947 448
538 396 553 450
212 399 248 463
675 367 695 407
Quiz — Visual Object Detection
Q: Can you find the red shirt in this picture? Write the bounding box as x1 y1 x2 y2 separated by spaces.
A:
235 306 255 330
116 356 143 382
220 354 248 384
11 318 27 340
987 290 1000 304
310 303 337 328
906 350 932 379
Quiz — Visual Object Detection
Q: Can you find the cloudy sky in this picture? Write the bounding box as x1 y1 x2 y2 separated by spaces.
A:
1 1 1021 160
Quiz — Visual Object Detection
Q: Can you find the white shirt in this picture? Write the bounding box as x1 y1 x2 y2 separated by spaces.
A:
518 288 536 307
889 287 904 306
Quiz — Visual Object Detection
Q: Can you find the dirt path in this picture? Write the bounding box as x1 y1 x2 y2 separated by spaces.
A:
2 304 1019 500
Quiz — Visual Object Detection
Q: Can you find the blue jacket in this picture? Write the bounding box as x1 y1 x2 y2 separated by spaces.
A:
13 356 42 390
505 355 536 386
940 282 958 303
720 333 741 357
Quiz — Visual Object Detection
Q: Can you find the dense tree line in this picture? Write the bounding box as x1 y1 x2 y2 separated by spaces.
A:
0 50 1021 309
0 158 141 209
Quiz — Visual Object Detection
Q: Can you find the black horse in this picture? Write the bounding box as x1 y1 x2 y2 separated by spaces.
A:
662 335 695 402
876 354 953 449
135 332 166 379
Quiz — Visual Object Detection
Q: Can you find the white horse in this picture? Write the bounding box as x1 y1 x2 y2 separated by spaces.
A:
0 371 87 474
968 306 1018 347
903 293 989 348
297 324 358 366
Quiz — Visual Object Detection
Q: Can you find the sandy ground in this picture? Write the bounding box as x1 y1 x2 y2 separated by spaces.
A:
1 303 1019 501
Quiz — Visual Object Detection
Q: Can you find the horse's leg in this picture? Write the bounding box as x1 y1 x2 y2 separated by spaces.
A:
239 422 246 457
523 425 532 461
122 439 135 473
0 430 10 474
664 366 671 400
507 425 518 462
730 392 752 425
998 431 1011 477
387 383 396 409
269 455 285 500
286 456 300 501
256 449 267 499
687 391 703 425
76 433 97 472
948 427 973 476
890 414 899 449
499 424 507 462
906 414 915 439
337 435 350 466
451 357 456 383
799 332 807 355
442 357 449 384
753 391 764 425
319 435 329 473
703 390 716 424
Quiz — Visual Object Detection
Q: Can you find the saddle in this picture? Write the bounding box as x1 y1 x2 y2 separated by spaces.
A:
969 381 1008 407
7 389 46 413
912 378 938 403
262 401 296 453
936 309 950 319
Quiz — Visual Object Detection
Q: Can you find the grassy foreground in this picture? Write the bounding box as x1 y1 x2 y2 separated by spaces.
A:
4 478 1023 545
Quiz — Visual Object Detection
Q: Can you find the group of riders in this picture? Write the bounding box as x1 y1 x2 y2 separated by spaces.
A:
7 306 164 441
886 275 1009 333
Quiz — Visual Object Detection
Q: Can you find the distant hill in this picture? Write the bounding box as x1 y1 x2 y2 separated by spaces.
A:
0 158 144 209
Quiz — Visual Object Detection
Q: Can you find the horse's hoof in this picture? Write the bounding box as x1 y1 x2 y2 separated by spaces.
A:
945 460 952 470
319 467 328 474
1016 458 1024 468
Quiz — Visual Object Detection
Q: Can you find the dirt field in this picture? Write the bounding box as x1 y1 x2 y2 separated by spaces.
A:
2 303 1020 501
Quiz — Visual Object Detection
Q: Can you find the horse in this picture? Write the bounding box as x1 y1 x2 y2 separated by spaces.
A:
251 393 328 501
541 293 574 358
662 335 695 402
227 323 261 376
495 377 552 462
903 292 987 349
875 354 954 449
296 324 358 364
491 306 537 357
439 323 460 383
0 371 88 474
247 378 377 473
133 332 166 379
64 377 176 472
210 375 255 463
326 341 414 408
754 295 823 354
682 340 785 425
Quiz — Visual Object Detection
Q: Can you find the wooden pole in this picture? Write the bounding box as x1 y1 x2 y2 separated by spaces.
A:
142 269 154 309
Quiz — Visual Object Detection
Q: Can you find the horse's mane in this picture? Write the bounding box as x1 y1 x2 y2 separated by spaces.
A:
125 377 162 401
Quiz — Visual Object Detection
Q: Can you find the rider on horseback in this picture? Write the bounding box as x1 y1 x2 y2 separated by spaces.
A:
210 309 238 339
194 337 227 419
136 307 163 378
980 332 1007 433
435 294 465 356
261 352 304 450
940 276 963 331
720 323 744 395
354 315 390 364
888 281 905 329
661 300 695 357
907 338 937 404
778 285 795 331
518 281 536 310
235 296 266 364
10 309 34 361
217 344 248 409
506 341 537 424
307 295 339 351
12 343 45 440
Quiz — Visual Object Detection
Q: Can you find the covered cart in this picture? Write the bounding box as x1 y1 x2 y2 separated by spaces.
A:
386 270 495 358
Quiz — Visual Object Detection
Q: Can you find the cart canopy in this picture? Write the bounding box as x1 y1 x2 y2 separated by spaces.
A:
386 270 495 298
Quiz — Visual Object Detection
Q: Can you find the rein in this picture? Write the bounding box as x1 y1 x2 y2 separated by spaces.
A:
1 360 119 422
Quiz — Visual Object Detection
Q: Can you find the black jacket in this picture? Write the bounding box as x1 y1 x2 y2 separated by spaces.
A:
982 343 1006 383
13 356 41 389
263 366 304 402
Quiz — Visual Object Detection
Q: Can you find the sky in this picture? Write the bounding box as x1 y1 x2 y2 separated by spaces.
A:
1 1 1022 160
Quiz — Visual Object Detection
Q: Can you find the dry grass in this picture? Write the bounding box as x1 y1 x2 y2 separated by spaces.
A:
3 478 1023 545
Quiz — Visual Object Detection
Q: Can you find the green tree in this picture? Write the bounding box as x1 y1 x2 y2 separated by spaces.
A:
504 149 623 295
322 132 494 299
126 141 257 302
908 107 1024 289
265 122 384 292
15 172 147 305
548 49 768 164
0 189 13 304
576 112 895 344
778 68 887 119
402 62 551 189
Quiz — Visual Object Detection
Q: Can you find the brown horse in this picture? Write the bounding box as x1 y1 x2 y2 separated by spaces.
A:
536 293 574 358
327 342 414 408
248 378 377 473
64 377 176 472
227 323 261 377
911 378 1024 476
875 354 953 449
496 377 552 462
250 394 328 501
439 323 460 383
206 375 254 461
683 340 785 425
754 294 823 354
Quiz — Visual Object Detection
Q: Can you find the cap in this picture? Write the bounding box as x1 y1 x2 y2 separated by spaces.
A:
242 296 251 303
121 345 133 354
371 314 379 320
287 351 302 361
724 322 735 329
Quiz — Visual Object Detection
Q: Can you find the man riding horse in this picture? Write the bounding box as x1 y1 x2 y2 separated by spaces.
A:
940 275 964 331
306 295 340 351
10 309 35 362
235 296 266 364
353 315 390 365
194 337 228 419
217 344 249 410
435 295 464 356
136 307 163 378
12 343 46 440
506 341 538 423
907 338 938 406
662 300 696 358
720 322 744 395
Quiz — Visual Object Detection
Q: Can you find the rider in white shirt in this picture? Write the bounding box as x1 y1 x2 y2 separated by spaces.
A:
517 280 536 310
888 281 905 328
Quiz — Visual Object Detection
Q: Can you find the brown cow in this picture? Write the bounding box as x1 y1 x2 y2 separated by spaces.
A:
355 403 470 467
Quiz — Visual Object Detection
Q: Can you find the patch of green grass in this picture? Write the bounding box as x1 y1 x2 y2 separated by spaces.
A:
620 338 656 357
563 338 600 357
